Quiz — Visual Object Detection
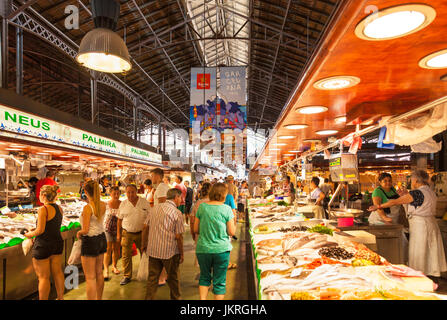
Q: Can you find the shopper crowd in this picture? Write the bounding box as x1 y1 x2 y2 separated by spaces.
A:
25 168 252 300
24 167 447 300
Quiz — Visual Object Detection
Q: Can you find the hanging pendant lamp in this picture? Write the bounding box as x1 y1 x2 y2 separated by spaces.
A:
76 0 131 73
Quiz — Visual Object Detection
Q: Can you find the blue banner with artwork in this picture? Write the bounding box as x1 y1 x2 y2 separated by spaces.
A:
189 67 246 133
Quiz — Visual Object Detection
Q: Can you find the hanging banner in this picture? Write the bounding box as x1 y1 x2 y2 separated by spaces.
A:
189 67 217 133
218 67 247 131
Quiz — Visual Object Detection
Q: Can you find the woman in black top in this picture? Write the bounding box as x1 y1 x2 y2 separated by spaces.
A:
24 185 65 300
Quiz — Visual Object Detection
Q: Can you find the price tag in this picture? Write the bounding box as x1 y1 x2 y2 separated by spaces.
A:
18 205 23 210
1 206 11 214
290 268 303 278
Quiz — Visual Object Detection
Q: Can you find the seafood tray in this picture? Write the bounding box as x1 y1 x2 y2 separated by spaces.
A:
253 220 333 234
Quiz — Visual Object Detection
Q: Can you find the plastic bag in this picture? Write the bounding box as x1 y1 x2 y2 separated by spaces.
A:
22 238 33 256
68 239 82 265
137 252 149 281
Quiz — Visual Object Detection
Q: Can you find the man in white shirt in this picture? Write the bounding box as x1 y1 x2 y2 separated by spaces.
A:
151 168 170 206
117 184 151 285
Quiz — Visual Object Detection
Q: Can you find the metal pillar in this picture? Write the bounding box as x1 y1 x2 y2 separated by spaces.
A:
15 26 23 94
90 72 98 125
0 16 8 88
133 107 137 140
158 119 162 150
163 124 166 154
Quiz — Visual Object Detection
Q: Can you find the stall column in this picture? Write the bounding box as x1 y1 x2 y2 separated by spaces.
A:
435 130 447 172
16 26 23 95
0 1 10 89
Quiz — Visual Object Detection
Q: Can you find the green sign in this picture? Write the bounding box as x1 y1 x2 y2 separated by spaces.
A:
329 157 341 167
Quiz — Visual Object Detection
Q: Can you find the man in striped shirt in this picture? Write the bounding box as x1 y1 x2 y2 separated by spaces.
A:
142 188 185 300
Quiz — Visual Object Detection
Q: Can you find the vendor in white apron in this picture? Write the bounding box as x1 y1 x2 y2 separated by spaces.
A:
368 173 402 225
310 177 325 219
369 170 447 278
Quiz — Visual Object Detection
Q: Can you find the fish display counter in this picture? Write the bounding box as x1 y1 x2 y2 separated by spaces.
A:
246 199 446 300
0 199 84 300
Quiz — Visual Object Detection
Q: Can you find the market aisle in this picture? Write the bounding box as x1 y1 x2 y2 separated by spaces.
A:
63 221 249 300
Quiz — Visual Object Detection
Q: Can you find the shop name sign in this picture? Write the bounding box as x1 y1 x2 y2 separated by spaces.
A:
82 134 117 149
0 105 162 164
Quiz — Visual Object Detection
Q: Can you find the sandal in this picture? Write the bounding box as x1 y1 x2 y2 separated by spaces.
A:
228 263 237 270
112 267 120 275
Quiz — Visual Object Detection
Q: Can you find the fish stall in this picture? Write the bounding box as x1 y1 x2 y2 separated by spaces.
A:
247 199 446 300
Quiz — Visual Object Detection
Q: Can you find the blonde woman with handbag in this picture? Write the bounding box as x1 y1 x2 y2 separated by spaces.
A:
77 180 107 300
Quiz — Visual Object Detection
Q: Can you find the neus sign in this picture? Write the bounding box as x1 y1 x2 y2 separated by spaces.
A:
0 104 162 164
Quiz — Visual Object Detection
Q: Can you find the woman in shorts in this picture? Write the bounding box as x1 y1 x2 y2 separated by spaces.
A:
24 185 65 300
77 180 107 300
103 186 121 280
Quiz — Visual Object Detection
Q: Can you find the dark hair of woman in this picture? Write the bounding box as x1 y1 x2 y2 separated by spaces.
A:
378 172 392 182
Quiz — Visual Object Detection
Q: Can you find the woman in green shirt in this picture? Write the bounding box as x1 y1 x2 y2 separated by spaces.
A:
194 183 236 300
368 172 401 225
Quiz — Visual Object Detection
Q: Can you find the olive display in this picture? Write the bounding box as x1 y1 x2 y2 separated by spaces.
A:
318 246 354 260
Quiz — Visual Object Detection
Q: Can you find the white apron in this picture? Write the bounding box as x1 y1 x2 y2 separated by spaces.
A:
408 185 447 277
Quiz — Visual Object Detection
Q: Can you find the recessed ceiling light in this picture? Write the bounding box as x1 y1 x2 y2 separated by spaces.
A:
296 106 328 114
10 144 25 147
303 139 321 143
316 130 338 136
334 116 347 124
269 148 280 151
5 148 23 151
419 49 447 69
289 150 301 153
278 136 295 140
272 143 287 146
355 4 436 41
314 76 360 90
284 154 295 157
284 124 308 130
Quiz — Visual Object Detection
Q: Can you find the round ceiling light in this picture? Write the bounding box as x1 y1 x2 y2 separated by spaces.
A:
278 135 295 140
269 148 280 151
316 129 338 136
76 28 132 73
272 143 287 146
296 106 328 114
289 150 301 153
419 49 447 69
355 4 436 41
314 76 360 90
284 124 309 130
334 116 347 124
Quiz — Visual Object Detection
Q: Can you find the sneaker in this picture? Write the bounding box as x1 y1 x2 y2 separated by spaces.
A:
120 277 131 286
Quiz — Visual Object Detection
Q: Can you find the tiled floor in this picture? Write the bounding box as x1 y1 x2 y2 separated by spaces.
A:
62 222 250 300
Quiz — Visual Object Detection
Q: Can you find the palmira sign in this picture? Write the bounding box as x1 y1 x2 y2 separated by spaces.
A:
0 104 161 164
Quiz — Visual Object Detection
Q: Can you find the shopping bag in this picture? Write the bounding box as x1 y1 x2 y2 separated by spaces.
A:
22 238 33 256
137 252 149 281
132 243 138 256
68 239 82 265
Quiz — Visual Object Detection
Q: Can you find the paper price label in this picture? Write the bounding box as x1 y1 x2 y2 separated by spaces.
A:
1 206 11 214
290 268 303 278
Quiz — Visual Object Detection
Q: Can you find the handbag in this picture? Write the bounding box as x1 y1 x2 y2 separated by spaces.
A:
68 239 82 265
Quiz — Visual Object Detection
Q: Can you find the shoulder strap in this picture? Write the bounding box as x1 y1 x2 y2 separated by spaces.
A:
43 205 48 223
